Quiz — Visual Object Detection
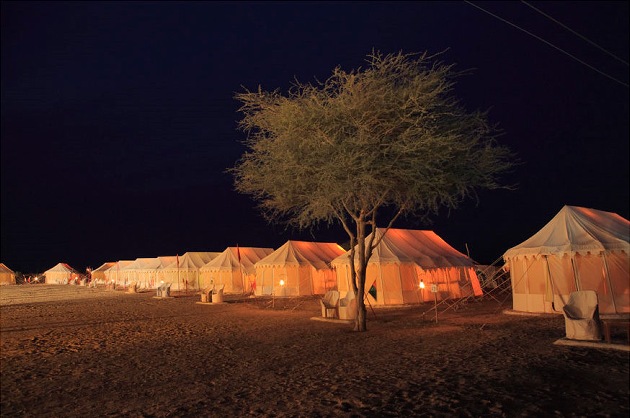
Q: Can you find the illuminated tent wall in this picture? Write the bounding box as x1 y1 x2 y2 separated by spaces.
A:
331 228 482 306
44 262 81 284
103 260 134 285
0 263 16 285
117 258 154 287
91 262 115 284
254 241 346 296
199 247 274 294
503 206 629 315
117 256 177 289
161 251 222 292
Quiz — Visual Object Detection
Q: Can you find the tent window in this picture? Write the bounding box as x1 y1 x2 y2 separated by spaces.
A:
368 281 377 300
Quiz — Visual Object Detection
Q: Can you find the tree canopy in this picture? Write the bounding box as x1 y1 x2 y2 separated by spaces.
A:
233 51 512 231
232 51 515 331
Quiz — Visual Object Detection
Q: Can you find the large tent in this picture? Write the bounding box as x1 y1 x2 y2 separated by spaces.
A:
0 263 16 285
503 205 629 315
117 256 177 289
199 247 274 293
254 241 346 296
91 262 115 284
161 251 222 291
103 260 134 285
44 263 81 284
331 228 482 306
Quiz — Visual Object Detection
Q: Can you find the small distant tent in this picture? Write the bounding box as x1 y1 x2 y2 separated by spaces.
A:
44 263 81 284
0 263 16 285
254 241 346 296
161 252 222 292
331 228 482 306
503 205 629 315
91 262 115 284
200 247 274 294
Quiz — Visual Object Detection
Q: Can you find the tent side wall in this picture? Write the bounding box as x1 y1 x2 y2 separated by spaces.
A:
0 271 16 285
45 270 81 285
254 266 274 296
335 262 480 306
507 251 629 315
311 268 336 295
606 251 630 313
255 264 331 296
199 269 255 294
160 269 199 292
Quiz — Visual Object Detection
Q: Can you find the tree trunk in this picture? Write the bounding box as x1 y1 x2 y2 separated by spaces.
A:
354 218 368 332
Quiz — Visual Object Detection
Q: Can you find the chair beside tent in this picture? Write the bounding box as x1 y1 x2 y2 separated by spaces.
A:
562 290 602 341
338 290 357 320
320 290 340 318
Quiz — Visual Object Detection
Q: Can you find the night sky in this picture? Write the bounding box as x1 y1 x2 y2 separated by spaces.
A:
2 1 628 274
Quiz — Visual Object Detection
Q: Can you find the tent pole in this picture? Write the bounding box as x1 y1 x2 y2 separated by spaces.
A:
601 251 618 314
543 255 564 312
570 254 580 291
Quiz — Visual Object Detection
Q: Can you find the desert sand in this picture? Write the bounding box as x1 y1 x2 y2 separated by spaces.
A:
1 285 628 417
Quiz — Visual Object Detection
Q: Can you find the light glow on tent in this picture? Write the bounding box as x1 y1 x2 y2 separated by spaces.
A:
279 279 285 286
419 280 425 289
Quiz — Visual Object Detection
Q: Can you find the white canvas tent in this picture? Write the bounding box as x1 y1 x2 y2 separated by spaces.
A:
103 260 134 285
117 256 177 289
0 263 16 285
91 262 115 284
199 247 274 294
44 262 81 284
503 205 629 315
254 241 346 296
161 251 222 292
331 228 482 306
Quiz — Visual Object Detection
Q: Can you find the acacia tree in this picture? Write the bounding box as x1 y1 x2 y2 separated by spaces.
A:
232 51 514 331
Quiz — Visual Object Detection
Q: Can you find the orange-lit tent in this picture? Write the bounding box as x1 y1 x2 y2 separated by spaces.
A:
91 262 115 284
200 247 274 294
117 256 177 289
44 262 81 284
103 260 134 285
331 228 482 306
503 206 629 315
161 251 222 291
254 241 346 296
0 263 16 285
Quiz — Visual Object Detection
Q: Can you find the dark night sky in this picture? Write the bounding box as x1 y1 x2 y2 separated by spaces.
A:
1 1 628 274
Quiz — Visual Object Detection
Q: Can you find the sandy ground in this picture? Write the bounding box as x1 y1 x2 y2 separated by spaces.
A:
1 285 628 418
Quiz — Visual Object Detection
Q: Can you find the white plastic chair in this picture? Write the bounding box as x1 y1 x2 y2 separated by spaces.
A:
320 290 340 318
562 290 602 341
338 290 357 320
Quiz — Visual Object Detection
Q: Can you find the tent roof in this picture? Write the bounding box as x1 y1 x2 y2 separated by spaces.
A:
256 241 346 270
44 262 78 274
92 262 116 273
331 228 474 269
163 251 222 270
121 256 177 271
200 247 274 275
503 205 630 259
0 263 15 274
105 260 134 271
